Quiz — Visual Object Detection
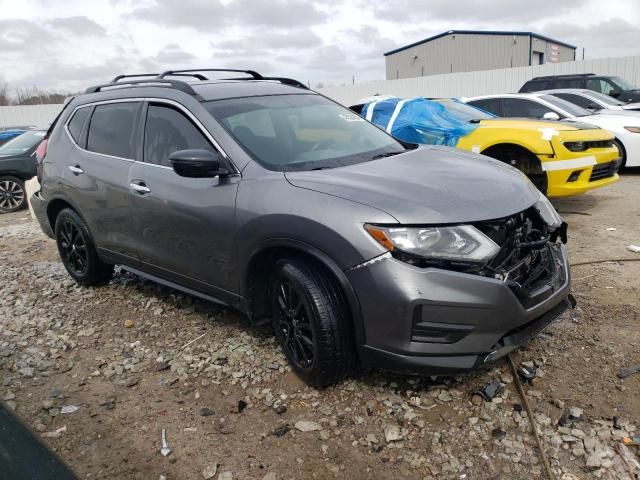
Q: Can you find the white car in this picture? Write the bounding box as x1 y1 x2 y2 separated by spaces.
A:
540 89 640 113
464 93 640 168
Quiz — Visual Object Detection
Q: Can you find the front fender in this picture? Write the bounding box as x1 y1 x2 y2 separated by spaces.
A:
458 128 554 155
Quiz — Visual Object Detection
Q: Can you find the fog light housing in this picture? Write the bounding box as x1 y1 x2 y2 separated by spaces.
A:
567 170 582 182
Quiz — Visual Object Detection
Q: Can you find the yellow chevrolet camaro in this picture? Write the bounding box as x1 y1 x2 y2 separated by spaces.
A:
355 97 620 197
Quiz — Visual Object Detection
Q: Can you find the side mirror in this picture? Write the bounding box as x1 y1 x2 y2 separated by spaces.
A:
169 149 228 178
586 103 600 111
610 91 621 98
543 112 560 121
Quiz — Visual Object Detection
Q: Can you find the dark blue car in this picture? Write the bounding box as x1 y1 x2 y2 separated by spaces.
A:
0 129 46 213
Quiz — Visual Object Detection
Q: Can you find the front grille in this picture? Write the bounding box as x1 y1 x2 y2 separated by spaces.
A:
585 140 614 149
590 161 618 182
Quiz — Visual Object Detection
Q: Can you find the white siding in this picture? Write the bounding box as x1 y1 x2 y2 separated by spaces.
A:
0 104 63 128
321 55 640 106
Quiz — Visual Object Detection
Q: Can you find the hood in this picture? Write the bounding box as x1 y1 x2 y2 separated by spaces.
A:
621 90 640 103
478 117 595 131
621 102 640 111
285 146 540 224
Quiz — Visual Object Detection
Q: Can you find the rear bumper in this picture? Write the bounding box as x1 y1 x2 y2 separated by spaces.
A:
348 244 571 375
30 191 54 238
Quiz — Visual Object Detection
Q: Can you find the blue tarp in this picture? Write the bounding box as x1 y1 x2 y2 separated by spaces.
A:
361 97 478 147
0 129 26 144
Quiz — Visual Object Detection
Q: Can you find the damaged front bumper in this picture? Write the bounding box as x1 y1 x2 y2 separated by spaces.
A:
348 242 571 375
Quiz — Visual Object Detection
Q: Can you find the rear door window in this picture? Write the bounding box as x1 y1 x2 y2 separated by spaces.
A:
143 103 213 167
67 107 91 145
502 98 555 118
553 78 583 89
467 98 501 116
87 103 139 159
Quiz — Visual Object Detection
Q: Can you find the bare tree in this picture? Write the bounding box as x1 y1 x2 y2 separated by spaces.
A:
13 85 75 105
0 83 9 106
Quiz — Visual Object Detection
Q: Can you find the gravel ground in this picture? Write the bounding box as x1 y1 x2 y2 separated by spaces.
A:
1 172 639 480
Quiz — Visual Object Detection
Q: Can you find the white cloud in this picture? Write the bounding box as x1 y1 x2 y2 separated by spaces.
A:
0 0 638 92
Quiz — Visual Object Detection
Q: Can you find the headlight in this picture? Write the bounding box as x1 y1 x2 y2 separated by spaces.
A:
624 126 640 133
563 141 587 152
364 224 500 263
533 191 563 228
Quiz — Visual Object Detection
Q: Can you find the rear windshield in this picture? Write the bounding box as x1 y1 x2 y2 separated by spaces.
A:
204 94 406 171
540 95 592 117
0 130 46 156
520 80 548 92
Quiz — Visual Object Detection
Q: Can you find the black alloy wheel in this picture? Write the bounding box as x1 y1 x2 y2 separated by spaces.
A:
274 279 315 370
54 208 113 286
58 219 88 276
270 259 357 387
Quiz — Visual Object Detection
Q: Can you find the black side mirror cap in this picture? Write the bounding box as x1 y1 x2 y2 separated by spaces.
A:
169 149 229 178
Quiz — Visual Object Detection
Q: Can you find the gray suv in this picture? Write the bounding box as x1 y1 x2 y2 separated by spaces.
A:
31 69 571 387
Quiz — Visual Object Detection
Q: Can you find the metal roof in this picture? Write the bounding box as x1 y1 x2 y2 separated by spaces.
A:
383 30 577 56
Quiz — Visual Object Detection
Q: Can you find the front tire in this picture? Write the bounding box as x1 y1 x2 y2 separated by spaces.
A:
613 139 627 170
271 259 357 388
0 176 27 213
54 208 113 286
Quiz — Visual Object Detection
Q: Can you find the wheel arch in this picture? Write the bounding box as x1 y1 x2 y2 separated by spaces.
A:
242 239 366 347
46 196 87 232
613 137 627 168
481 142 540 158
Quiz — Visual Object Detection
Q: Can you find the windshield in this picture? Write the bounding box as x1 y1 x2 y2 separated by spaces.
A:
540 95 592 117
0 130 45 156
586 91 626 106
610 76 635 91
204 94 407 171
434 99 495 122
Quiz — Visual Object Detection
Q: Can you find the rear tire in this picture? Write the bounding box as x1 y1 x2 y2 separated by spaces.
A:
54 208 113 286
271 259 357 388
0 176 27 213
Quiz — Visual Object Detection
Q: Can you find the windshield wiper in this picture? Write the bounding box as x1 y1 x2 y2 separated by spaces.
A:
371 151 403 160
310 166 333 171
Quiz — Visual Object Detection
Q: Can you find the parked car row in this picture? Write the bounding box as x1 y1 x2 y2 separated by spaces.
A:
27 69 573 386
464 92 640 169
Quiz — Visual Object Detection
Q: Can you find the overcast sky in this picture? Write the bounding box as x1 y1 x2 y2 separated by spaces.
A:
1 0 639 92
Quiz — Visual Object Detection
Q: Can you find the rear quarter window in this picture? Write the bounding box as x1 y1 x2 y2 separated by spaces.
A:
87 102 139 159
66 107 91 145
520 80 548 92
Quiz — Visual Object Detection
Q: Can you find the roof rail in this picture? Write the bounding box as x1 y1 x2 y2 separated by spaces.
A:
112 73 159 82
157 69 264 80
533 73 596 80
84 79 199 96
262 77 309 90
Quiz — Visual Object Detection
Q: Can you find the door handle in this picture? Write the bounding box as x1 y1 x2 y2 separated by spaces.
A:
68 165 84 175
129 181 151 195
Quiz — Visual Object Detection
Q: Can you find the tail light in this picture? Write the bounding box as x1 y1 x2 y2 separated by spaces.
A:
35 138 48 162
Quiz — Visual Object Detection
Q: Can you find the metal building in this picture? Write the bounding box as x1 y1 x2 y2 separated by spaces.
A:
384 30 576 80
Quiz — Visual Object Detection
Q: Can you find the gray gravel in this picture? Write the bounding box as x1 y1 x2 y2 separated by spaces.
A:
1 208 639 480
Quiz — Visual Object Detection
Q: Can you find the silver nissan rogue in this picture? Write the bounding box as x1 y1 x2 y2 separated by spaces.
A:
31 69 571 387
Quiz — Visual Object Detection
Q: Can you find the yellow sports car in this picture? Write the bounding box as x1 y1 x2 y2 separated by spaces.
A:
354 97 620 197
